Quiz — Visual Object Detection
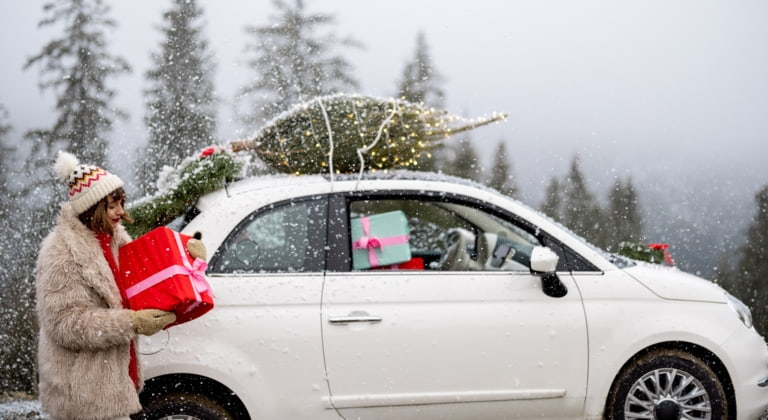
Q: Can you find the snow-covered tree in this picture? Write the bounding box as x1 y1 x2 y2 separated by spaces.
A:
735 185 768 336
539 156 606 247
0 104 16 257
395 32 445 109
24 0 131 166
487 141 519 198
237 0 361 129
0 105 16 277
540 177 563 221
444 138 483 183
137 0 217 194
0 105 38 394
561 156 606 247
605 177 643 250
0 104 12 200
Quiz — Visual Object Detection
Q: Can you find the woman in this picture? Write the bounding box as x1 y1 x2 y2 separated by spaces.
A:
35 151 203 420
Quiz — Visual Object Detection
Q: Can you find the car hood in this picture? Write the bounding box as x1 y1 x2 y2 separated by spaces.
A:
622 263 727 303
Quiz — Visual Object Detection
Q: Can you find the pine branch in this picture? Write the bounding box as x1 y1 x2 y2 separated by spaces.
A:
127 147 243 237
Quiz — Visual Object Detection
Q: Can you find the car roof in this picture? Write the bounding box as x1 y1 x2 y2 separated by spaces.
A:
217 170 501 197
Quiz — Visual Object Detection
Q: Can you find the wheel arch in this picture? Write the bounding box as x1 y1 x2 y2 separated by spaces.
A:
603 340 736 420
139 373 250 420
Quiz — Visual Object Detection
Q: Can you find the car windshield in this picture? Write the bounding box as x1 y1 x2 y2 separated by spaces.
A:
165 205 200 233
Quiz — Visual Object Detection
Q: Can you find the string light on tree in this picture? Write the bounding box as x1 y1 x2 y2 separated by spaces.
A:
231 93 507 175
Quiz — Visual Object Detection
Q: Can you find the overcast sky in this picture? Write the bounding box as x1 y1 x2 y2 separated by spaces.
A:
2 0 767 206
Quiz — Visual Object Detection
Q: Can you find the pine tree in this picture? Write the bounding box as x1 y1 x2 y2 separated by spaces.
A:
395 32 445 108
137 0 217 194
487 141 519 198
238 0 361 129
561 156 606 247
735 185 768 337
0 105 38 393
24 0 131 166
540 177 563 222
445 138 483 182
605 177 643 250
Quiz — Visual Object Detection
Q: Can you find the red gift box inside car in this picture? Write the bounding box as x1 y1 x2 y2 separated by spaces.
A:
119 227 214 328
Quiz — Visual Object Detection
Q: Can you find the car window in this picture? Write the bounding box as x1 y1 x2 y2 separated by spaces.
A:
348 198 541 272
210 197 327 273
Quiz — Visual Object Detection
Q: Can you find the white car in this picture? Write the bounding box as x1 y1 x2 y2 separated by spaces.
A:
136 172 768 420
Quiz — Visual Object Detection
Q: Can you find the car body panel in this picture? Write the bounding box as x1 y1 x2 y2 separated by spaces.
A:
622 263 728 303
141 272 335 418
322 270 588 419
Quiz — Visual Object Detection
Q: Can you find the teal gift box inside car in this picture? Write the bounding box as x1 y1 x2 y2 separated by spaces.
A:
350 210 412 269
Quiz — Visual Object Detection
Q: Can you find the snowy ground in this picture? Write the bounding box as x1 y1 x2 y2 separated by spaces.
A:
0 394 47 419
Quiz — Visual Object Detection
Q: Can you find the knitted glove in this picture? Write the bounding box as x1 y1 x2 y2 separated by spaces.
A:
131 309 177 336
187 233 207 260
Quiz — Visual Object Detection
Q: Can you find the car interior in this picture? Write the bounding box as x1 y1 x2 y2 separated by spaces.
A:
349 198 540 272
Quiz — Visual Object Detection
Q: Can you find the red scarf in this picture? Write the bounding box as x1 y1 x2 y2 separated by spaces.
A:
96 232 139 390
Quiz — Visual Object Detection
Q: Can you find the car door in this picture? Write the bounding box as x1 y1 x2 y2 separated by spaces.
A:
321 193 589 419
206 196 333 418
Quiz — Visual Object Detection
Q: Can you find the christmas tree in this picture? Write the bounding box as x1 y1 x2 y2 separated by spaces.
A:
231 94 506 175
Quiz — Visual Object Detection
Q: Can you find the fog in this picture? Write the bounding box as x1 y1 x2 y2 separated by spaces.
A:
1 0 767 275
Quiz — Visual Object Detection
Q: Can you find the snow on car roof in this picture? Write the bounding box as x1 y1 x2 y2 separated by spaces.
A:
221 169 505 197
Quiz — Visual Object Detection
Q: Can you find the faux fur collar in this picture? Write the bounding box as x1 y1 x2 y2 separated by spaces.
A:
50 202 132 309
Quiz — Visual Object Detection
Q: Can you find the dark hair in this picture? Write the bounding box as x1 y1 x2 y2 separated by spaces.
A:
78 187 133 236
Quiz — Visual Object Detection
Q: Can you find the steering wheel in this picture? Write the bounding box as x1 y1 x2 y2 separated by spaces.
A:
440 228 474 271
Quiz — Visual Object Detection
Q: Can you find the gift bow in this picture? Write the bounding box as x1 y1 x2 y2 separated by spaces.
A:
188 258 212 296
648 243 675 266
354 236 382 249
351 216 409 267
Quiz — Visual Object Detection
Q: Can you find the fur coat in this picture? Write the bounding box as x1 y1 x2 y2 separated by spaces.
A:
35 202 142 420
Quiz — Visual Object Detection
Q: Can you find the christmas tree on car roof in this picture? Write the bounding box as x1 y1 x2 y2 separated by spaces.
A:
127 93 506 237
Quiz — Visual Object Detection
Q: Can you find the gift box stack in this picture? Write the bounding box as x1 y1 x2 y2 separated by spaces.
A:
350 210 412 270
119 227 214 328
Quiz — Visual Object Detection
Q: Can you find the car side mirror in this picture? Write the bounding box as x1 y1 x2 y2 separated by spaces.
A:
530 246 567 298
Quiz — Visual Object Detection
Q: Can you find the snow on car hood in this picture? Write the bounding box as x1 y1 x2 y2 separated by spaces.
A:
622 263 727 303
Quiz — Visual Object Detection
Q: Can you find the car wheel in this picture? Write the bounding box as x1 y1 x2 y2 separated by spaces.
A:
136 392 234 420
606 349 729 420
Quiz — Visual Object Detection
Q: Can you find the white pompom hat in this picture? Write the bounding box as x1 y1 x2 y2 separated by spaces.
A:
54 151 124 215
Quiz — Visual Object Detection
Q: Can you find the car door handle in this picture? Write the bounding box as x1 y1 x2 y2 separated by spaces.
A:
328 315 383 324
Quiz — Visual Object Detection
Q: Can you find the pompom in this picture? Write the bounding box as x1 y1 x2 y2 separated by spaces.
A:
54 150 79 181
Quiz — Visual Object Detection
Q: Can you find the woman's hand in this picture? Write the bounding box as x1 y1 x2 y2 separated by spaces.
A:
187 232 207 260
131 309 177 335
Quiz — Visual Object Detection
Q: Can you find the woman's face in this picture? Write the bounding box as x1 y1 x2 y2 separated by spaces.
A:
105 195 125 229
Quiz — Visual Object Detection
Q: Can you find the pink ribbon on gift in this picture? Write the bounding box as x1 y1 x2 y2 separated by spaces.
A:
124 231 213 307
351 216 409 267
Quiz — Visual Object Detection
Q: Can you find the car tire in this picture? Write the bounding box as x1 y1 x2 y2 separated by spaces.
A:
605 349 729 420
136 392 234 420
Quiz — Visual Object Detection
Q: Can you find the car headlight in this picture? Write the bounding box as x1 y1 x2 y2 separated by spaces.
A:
725 292 753 329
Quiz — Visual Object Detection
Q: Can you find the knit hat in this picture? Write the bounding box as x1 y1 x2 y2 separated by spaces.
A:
54 151 124 215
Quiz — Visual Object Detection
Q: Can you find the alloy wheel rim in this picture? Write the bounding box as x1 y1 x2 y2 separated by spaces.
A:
624 367 712 419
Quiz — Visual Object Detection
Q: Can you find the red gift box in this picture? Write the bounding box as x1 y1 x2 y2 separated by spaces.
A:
119 227 214 328
371 257 424 270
